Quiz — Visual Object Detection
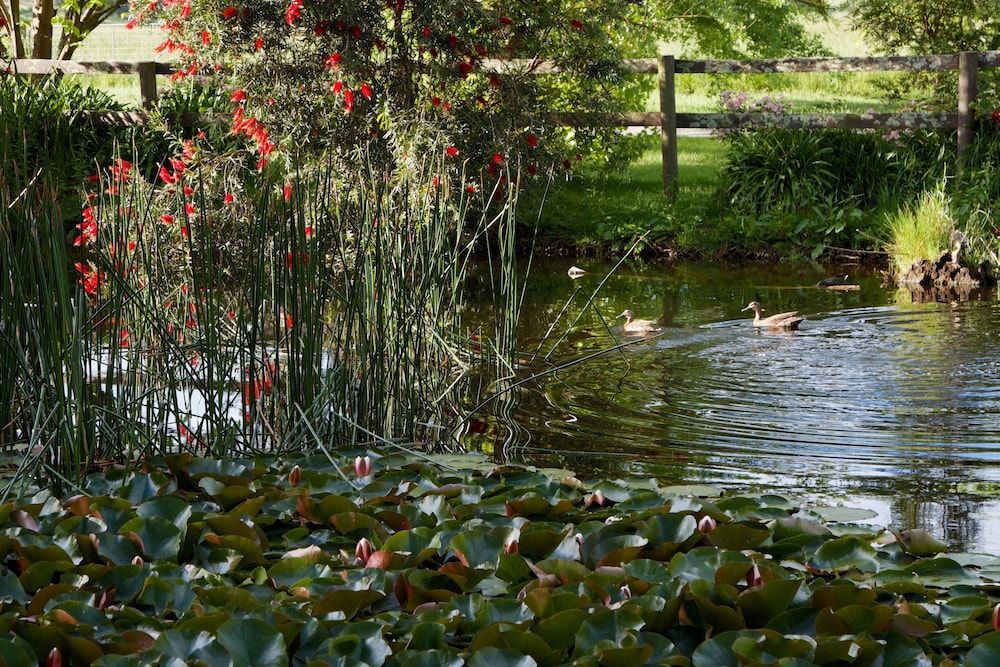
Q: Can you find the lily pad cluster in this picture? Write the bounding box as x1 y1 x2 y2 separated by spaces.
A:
2 450 1000 666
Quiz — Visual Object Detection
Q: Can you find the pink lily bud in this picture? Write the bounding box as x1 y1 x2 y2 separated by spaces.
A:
46 648 62 667
697 515 717 533
354 455 372 478
993 602 1000 630
288 464 302 487
355 537 374 566
747 563 763 588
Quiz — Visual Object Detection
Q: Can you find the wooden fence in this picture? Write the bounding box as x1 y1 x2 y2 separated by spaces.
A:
8 51 1000 194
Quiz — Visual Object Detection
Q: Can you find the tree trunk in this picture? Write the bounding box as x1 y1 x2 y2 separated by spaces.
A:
30 0 53 59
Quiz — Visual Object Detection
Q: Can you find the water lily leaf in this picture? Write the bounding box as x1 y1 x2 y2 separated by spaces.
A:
267 557 333 588
0 635 37 667
573 608 645 655
330 511 391 542
471 624 557 665
216 616 287 667
807 536 880 574
0 568 28 605
95 533 143 566
623 559 673 586
396 648 465 667
382 527 442 567
19 561 72 593
119 516 182 562
466 646 539 667
813 636 883 665
186 459 253 485
966 632 1000 667
804 506 879 523
506 497 574 519
731 628 816 663
816 603 893 635
662 485 724 498
691 629 762 667
669 547 751 584
905 557 982 588
98 564 148 604
152 628 226 664
895 529 947 557
313 588 388 620
689 593 746 633
889 613 939 638
705 522 770 550
810 583 877 610
587 535 648 568
450 530 505 569
939 595 991 624
405 621 447 650
194 585 260 612
637 514 698 561
771 517 832 541
136 495 192 534
737 579 804 627
533 608 589 652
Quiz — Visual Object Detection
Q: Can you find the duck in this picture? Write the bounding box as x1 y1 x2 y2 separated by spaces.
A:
815 274 849 287
740 301 804 330
616 309 662 333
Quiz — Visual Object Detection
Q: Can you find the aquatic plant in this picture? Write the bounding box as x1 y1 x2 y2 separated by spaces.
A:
1 449 1000 665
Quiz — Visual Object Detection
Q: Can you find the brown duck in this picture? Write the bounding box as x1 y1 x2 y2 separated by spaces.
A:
616 309 662 333
741 301 804 330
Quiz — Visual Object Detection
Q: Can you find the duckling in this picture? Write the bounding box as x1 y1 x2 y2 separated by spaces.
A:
616 309 662 333
740 301 804 330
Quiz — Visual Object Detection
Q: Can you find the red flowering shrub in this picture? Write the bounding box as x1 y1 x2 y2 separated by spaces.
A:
129 0 649 194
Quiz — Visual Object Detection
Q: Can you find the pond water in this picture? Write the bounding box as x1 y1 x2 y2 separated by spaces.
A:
463 259 1000 555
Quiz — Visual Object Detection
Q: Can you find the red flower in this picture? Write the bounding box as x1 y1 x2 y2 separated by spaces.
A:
431 96 441 107
285 0 302 25
570 19 584 29
161 214 174 225
224 193 235 204
992 110 1000 126
200 30 211 46
283 183 293 200
344 88 354 112
527 134 538 148
493 153 503 164
360 82 372 100
159 166 175 185
231 88 246 103
255 37 265 50
222 6 238 19
446 146 458 157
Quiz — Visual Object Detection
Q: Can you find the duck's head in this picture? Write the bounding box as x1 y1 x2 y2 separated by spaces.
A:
616 309 634 320
741 301 763 313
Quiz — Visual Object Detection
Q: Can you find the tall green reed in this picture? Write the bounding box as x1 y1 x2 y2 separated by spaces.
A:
2 138 521 491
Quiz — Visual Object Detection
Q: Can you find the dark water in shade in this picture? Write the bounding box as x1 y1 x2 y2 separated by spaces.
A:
463 259 1000 555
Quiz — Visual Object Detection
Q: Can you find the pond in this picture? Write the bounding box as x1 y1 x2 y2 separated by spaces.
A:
463 259 1000 555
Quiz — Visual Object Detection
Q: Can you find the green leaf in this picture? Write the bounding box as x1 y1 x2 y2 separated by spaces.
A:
807 537 880 574
216 617 287 667
119 516 182 562
967 632 1000 667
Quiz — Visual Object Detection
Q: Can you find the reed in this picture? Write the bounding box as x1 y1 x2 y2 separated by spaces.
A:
1 138 521 490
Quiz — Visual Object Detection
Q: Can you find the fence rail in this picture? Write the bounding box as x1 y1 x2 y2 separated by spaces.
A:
8 50 1000 194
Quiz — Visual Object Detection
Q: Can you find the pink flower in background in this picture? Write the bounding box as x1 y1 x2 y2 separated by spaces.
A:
992 110 1000 126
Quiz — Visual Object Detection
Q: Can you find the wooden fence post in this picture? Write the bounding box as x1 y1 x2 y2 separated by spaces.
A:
137 61 158 111
658 55 678 196
957 51 978 164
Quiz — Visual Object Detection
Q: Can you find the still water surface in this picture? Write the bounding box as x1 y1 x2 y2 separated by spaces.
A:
465 260 1000 554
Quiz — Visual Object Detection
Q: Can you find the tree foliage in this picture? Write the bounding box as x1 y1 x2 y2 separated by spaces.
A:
126 0 828 191
846 0 1000 55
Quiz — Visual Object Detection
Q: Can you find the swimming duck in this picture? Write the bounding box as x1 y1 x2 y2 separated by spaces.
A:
616 309 661 333
740 301 804 330
815 274 849 287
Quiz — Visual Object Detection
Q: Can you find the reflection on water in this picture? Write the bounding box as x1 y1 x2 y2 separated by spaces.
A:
464 260 1000 554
